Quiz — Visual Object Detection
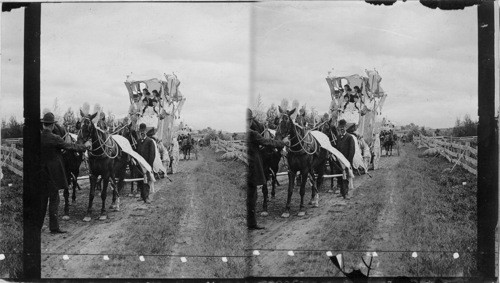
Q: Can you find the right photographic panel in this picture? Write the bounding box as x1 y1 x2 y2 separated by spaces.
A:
249 1 486 278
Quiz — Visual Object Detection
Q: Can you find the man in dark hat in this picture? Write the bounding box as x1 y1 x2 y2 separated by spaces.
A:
247 108 289 230
40 112 90 233
335 119 355 199
136 123 156 204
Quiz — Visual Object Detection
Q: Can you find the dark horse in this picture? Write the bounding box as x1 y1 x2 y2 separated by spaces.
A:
51 123 84 220
116 123 143 197
276 107 328 218
181 136 192 160
382 130 395 156
318 118 345 192
249 118 283 216
77 111 129 221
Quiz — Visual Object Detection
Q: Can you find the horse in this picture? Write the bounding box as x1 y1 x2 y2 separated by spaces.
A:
318 117 345 192
181 136 192 160
116 123 143 197
382 131 395 156
276 106 328 218
77 111 129 222
249 118 283 216
51 123 85 220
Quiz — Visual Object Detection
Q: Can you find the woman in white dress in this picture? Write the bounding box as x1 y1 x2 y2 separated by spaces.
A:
139 98 159 130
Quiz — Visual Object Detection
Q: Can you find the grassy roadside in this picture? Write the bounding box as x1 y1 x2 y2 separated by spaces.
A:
0 168 23 278
392 145 477 276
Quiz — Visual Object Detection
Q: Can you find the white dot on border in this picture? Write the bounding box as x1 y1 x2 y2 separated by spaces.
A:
326 251 333 257
222 257 228 262
180 257 187 263
453 252 459 259
63 255 69 260
288 251 294 256
411 252 418 258
139 256 145 262
103 255 109 261
0 254 5 260
252 250 260 256
462 182 467 185
372 252 378 257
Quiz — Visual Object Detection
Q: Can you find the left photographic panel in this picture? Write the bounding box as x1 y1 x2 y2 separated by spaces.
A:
2 2 251 279
1 5 25 279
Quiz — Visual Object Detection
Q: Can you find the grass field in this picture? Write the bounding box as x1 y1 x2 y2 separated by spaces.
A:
0 168 23 278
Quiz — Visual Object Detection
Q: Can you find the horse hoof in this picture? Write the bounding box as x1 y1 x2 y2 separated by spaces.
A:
260 211 269 217
83 216 91 222
99 215 107 221
62 215 70 221
313 202 319 208
297 211 306 217
135 194 140 198
114 207 120 212
281 212 290 218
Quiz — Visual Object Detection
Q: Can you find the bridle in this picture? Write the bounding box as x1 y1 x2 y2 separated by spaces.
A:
277 113 318 155
78 116 119 159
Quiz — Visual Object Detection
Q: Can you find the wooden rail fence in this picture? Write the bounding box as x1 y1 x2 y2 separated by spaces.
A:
414 135 477 175
1 143 23 177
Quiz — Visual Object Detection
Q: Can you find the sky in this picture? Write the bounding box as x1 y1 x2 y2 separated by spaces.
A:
2 2 498 131
2 3 250 132
252 1 486 129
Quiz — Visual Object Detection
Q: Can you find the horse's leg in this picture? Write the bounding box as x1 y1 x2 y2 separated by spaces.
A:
281 170 295 218
72 176 77 203
84 175 97 222
261 181 269 216
298 169 308 216
99 175 109 220
271 171 277 199
313 163 325 208
63 183 70 220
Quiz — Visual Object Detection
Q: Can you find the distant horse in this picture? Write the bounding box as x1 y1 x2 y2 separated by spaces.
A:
52 123 84 220
77 111 129 222
249 118 282 216
276 107 328 218
181 137 192 160
382 131 395 156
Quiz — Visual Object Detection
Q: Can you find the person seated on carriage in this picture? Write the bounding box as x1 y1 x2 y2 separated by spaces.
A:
142 88 153 105
152 90 163 107
353 86 364 103
139 97 159 130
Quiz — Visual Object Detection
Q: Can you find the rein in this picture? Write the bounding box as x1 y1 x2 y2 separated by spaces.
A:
79 117 119 159
278 116 318 155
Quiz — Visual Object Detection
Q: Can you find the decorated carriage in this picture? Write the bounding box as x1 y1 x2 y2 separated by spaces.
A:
325 68 389 169
325 68 387 146
124 72 186 150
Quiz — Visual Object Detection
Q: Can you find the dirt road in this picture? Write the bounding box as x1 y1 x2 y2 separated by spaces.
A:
41 149 247 278
251 144 476 277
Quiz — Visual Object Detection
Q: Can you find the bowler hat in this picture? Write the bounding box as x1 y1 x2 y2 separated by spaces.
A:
139 123 147 132
41 112 57 124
